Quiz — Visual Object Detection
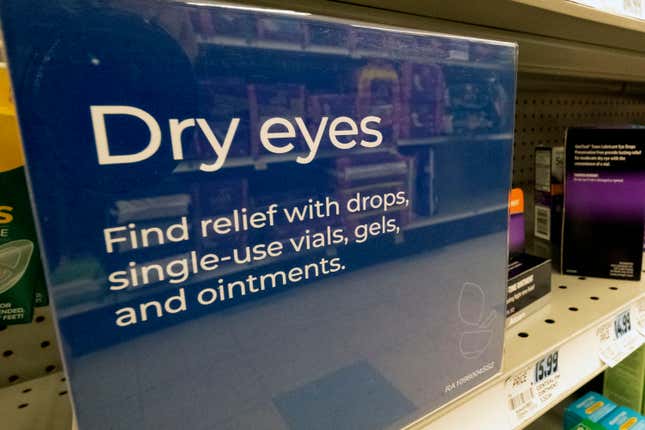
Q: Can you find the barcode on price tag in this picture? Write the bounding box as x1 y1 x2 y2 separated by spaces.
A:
506 350 561 426
509 389 535 411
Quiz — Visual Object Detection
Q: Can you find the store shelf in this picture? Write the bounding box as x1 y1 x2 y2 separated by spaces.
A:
406 264 645 430
0 372 72 430
336 0 645 52
173 133 511 173
0 306 63 389
238 0 645 82
197 35 512 71
512 1 645 31
12 268 645 430
173 145 395 173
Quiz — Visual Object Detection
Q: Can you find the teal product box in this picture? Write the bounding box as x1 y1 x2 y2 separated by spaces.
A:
600 407 645 430
564 392 617 430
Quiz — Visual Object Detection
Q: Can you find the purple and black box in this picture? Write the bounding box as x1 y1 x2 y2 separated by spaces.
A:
562 127 645 280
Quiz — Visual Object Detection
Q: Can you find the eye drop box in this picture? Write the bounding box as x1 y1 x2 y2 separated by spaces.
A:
0 1 517 428
506 253 551 326
600 407 645 430
562 128 645 280
509 188 525 255
534 146 564 244
564 392 617 430
604 346 645 414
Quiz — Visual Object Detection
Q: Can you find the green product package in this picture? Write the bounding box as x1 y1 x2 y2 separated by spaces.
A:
0 167 46 323
604 346 645 413
569 419 607 430
0 66 48 317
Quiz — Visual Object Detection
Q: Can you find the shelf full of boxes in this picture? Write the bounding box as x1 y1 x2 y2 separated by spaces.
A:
3 1 645 429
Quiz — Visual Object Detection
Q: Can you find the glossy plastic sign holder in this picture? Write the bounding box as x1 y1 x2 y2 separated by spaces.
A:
0 1 517 428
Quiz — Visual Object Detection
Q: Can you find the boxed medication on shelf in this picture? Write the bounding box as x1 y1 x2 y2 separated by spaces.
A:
568 420 608 430
509 188 525 254
0 66 47 322
564 392 617 430
506 253 551 326
600 406 645 430
562 127 645 280
400 62 446 139
0 1 517 428
534 146 564 244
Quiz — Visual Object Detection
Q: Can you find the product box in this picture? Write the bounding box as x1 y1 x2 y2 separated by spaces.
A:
564 392 617 430
409 148 438 217
400 62 446 139
0 66 47 322
562 128 645 280
356 62 402 144
534 146 564 243
506 253 551 326
568 419 608 430
248 83 307 158
199 78 251 158
509 188 525 255
0 1 517 428
600 406 645 430
604 346 645 413
335 153 413 238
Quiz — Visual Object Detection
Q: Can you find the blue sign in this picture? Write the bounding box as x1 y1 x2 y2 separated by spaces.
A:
1 1 516 428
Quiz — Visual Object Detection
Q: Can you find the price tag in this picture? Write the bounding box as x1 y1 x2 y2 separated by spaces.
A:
598 309 644 367
614 309 632 339
634 297 645 337
506 350 561 425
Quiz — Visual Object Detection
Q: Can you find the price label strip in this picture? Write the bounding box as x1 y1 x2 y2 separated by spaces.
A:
597 309 644 367
506 350 561 426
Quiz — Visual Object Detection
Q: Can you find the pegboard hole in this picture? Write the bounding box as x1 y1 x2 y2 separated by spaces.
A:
58 391 68 396
22 388 31 394
40 341 51 348
559 285 567 289
61 377 66 382
590 296 599 301
18 403 28 409
545 319 555 324
8 375 19 383
609 287 619 291
569 307 579 312
45 365 56 373
34 316 45 323
3 350 13 357
578 277 586 280
518 332 529 338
